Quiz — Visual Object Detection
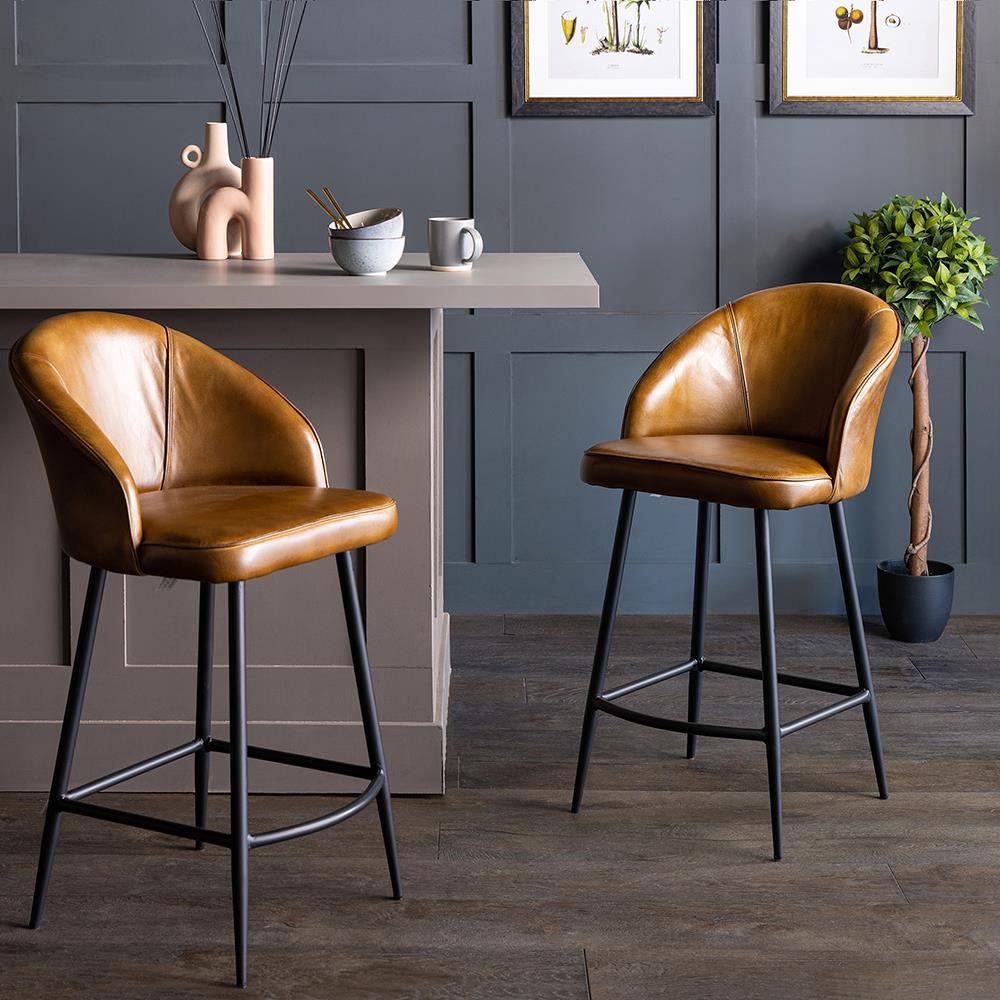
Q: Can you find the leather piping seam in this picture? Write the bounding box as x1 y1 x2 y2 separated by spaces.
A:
9 356 143 574
826 307 901 501
138 500 397 551
727 302 753 433
586 453 830 486
161 325 171 491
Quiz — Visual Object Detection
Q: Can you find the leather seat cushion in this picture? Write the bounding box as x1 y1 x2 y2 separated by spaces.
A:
581 434 834 510
138 486 397 583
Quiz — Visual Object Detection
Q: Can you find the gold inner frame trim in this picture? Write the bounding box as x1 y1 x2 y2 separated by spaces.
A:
781 0 965 104
523 0 705 104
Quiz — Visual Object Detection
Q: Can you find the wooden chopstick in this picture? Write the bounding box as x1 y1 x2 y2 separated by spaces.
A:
306 188 340 224
322 187 353 229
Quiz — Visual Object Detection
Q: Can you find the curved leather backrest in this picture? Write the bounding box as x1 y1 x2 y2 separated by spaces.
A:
624 283 901 502
9 311 328 574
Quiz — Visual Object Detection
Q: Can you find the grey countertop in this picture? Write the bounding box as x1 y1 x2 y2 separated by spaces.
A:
0 253 600 311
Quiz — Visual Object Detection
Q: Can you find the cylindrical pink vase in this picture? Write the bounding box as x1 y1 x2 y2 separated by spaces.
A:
197 157 274 261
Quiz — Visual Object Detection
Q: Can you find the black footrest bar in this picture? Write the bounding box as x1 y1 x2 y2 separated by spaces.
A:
58 736 383 854
780 690 870 738
59 797 232 849
65 739 205 802
603 659 698 701
593 696 765 742
248 770 386 849
596 656 871 743
702 660 861 697
207 738 376 782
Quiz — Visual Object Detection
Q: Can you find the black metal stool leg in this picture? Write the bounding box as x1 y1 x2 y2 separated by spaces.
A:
336 552 402 901
830 502 889 800
754 510 783 861
29 566 106 929
686 501 713 759
228 582 249 989
194 583 215 850
572 490 636 813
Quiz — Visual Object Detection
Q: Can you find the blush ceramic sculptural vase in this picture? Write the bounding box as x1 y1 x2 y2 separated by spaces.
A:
168 122 242 257
197 157 274 261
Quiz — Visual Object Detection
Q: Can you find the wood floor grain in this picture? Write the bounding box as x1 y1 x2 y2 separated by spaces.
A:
1 614 998 998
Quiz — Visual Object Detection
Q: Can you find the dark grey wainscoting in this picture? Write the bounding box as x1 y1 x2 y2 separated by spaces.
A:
2 2 998 615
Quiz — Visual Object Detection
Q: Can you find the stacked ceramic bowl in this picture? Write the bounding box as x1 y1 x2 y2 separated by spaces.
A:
328 208 405 276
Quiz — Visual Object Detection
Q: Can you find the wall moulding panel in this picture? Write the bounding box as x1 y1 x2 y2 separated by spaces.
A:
444 0 999 618
291 0 473 66
14 0 222 66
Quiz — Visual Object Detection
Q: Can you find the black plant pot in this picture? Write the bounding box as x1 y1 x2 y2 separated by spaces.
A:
877 560 955 643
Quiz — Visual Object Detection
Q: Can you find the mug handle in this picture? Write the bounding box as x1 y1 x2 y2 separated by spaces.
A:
461 227 484 264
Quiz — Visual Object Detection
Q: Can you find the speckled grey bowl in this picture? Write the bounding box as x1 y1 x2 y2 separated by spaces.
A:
329 233 405 275
328 208 404 240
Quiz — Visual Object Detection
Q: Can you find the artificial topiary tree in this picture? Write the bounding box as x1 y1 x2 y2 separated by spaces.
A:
841 194 996 576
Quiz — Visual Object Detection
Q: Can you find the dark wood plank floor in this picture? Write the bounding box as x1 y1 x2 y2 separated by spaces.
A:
2 614 1000 998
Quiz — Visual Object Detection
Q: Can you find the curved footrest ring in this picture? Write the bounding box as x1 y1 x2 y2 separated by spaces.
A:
593 658 871 742
249 770 385 848
57 736 384 852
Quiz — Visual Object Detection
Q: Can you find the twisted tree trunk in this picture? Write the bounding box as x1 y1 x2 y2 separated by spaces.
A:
905 335 932 576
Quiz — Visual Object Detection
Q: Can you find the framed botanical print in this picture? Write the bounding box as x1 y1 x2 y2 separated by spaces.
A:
770 0 975 115
511 0 717 117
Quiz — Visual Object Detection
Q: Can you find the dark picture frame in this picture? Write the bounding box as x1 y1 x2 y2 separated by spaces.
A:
511 0 717 117
770 0 975 116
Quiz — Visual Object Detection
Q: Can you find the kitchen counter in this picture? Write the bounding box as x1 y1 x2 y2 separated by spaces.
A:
0 252 599 793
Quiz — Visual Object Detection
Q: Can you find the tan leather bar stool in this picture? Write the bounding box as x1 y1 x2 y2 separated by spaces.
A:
10 312 402 987
572 284 901 859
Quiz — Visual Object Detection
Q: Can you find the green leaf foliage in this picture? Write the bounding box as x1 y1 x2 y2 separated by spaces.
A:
840 193 998 341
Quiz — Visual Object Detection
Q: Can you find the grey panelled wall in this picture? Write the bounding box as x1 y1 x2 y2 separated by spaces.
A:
2 1 999 618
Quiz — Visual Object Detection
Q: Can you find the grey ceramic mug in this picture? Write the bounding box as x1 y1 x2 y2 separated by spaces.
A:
427 217 484 272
